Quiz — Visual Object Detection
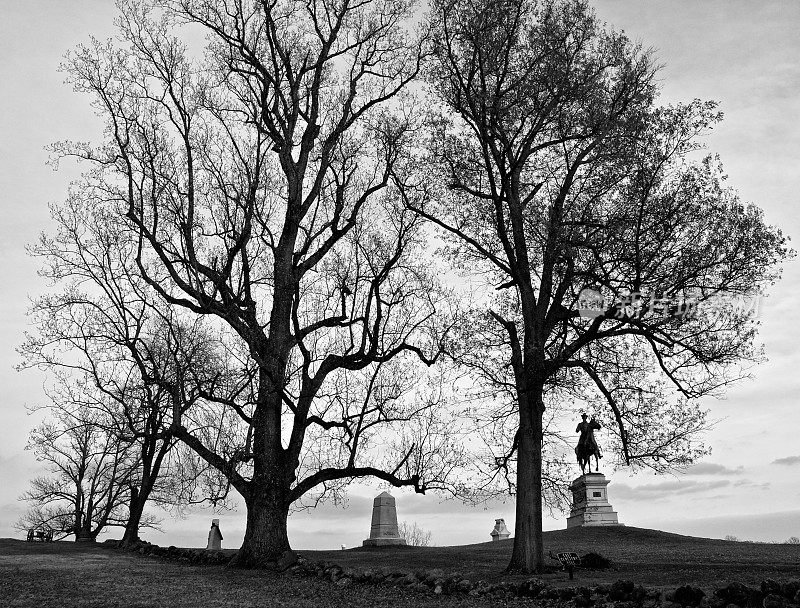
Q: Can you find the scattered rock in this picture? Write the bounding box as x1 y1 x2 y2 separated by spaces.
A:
673 585 706 606
539 587 562 600
520 580 547 598
763 581 783 596
274 551 298 572
325 564 343 580
762 594 787 608
631 585 649 602
715 582 763 608
609 580 636 601
778 581 800 602
402 573 418 585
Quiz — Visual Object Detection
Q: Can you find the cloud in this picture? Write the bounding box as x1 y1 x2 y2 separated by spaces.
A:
733 479 770 491
613 479 730 501
636 509 800 543
685 463 744 476
772 455 800 466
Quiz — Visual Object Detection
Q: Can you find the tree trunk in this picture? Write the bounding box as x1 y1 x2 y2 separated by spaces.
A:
507 386 544 573
227 320 295 569
229 485 294 569
121 486 144 546
73 506 95 542
75 522 95 543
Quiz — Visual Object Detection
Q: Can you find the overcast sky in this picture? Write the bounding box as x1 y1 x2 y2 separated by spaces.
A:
1 0 799 550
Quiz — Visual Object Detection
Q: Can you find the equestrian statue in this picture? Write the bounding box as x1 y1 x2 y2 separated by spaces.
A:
575 413 602 474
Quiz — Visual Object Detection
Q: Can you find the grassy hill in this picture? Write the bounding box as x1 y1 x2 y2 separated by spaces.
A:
303 526 800 588
1 526 799 607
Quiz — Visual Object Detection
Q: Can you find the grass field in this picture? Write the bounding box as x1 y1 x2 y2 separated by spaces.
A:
2 527 799 607
305 526 800 588
0 539 482 608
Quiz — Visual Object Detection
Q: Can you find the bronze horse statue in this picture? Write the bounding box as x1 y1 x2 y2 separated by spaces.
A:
575 415 602 474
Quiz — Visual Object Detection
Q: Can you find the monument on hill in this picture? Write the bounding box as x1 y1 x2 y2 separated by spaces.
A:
490 518 510 541
363 491 407 546
206 519 223 550
567 413 622 528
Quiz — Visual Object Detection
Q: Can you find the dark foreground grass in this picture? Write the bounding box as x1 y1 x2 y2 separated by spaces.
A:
303 526 800 589
0 539 499 608
1 527 799 607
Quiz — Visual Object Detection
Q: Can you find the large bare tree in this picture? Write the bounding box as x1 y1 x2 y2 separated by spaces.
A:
56 0 463 566
421 0 789 572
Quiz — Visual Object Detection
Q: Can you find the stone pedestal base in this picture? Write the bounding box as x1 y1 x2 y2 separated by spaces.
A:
567 473 622 528
362 537 407 546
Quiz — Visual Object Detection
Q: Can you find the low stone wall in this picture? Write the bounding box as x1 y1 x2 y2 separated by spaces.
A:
105 539 230 566
109 540 800 606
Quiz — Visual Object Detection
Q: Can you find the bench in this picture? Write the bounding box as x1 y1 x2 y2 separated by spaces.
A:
26 528 54 543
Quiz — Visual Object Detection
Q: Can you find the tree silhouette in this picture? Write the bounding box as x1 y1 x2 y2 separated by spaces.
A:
55 0 465 566
421 0 789 572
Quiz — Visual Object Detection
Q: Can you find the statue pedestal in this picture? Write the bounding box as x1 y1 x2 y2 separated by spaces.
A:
566 473 622 528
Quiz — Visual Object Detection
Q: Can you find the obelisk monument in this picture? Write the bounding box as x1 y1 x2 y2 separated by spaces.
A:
362 491 407 546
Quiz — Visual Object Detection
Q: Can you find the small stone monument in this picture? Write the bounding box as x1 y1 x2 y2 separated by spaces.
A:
566 473 622 528
206 518 223 550
490 518 510 541
362 491 407 546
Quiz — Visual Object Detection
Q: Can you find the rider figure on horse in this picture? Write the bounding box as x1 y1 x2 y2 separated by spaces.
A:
575 413 602 473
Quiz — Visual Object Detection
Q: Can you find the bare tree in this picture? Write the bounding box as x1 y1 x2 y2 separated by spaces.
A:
398 520 433 546
421 0 790 572
21 195 226 546
56 0 465 567
17 400 148 542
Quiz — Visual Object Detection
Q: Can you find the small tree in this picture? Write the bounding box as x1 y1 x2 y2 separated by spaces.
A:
21 196 222 546
398 520 433 546
17 401 146 542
